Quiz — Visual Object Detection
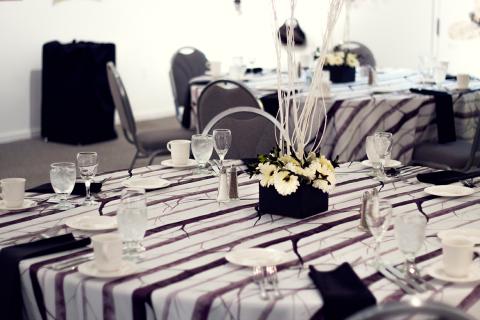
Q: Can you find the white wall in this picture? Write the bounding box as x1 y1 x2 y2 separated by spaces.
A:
0 0 436 143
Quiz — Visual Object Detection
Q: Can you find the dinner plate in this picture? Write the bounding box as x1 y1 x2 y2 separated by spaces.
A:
424 185 475 197
0 199 37 211
65 216 117 231
437 229 480 244
426 262 480 283
121 177 170 190
160 159 198 168
225 248 291 267
361 159 402 168
78 260 138 278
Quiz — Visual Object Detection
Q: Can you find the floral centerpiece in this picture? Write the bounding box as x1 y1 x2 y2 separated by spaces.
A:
323 50 359 83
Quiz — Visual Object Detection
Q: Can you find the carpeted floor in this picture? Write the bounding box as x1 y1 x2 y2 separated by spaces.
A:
0 116 184 188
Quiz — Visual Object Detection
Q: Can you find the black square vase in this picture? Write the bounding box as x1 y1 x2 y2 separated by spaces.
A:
258 184 329 219
324 65 356 83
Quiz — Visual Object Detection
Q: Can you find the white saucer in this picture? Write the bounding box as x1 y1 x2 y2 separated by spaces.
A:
426 262 480 283
0 199 37 211
424 185 475 197
225 248 291 267
437 228 480 244
160 159 197 168
122 177 170 190
65 216 117 231
361 159 402 168
78 260 138 278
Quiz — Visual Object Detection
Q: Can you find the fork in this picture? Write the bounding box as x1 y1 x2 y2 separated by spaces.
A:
253 266 269 300
265 266 282 299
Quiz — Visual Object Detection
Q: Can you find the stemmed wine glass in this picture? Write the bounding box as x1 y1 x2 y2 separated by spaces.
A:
213 129 232 168
76 152 98 206
366 135 382 179
394 212 427 278
50 162 76 210
371 132 393 180
191 134 214 174
365 198 393 268
117 188 148 260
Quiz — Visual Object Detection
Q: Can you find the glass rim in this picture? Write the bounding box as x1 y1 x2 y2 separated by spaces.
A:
213 128 231 133
192 133 213 138
51 162 76 168
77 151 98 156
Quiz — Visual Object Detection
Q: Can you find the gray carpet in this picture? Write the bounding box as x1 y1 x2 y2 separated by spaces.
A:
0 116 184 189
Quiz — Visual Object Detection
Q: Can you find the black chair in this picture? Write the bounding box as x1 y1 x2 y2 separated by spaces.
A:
334 41 376 68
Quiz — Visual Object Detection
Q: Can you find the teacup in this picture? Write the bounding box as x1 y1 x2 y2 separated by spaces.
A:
457 74 470 90
92 233 123 272
1 178 26 208
442 236 474 278
167 140 191 165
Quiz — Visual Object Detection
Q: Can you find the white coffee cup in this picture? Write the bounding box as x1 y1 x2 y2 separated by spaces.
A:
1 178 26 208
457 74 470 89
167 140 191 165
442 236 474 278
92 233 123 272
208 61 221 77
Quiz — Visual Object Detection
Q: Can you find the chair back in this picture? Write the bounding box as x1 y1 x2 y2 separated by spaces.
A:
170 47 208 125
334 41 376 68
466 115 480 169
197 79 261 133
106 62 137 145
202 106 289 159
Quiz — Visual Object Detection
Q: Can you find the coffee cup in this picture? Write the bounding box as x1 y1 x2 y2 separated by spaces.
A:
167 140 191 165
442 236 474 278
457 74 470 89
1 178 26 208
208 61 221 77
92 233 123 272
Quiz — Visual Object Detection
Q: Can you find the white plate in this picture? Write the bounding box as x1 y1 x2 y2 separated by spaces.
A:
121 177 170 190
361 159 402 168
65 216 117 231
426 262 480 283
0 199 37 211
424 185 475 197
437 229 480 244
160 159 198 168
225 248 291 267
78 260 138 278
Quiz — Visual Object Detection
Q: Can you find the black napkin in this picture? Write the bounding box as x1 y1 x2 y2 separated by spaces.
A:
410 88 456 144
417 170 480 185
27 182 102 195
0 234 91 320
309 263 376 320
245 67 263 74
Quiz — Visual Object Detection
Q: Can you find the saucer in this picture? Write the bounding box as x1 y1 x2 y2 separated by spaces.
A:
122 177 170 190
426 262 480 283
437 228 480 244
361 159 402 168
225 248 292 267
77 260 138 278
160 159 197 168
65 216 117 231
424 185 475 197
0 199 37 211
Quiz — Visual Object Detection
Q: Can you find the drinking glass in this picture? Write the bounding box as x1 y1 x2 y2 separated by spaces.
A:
50 162 76 210
373 132 393 180
433 61 448 88
394 212 427 278
191 134 214 174
365 198 393 267
365 135 382 179
213 129 232 168
76 152 98 206
117 188 148 260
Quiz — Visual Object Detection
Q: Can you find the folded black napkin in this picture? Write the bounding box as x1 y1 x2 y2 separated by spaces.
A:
309 263 376 320
27 182 102 195
417 170 480 185
410 88 456 144
245 67 263 74
0 234 91 320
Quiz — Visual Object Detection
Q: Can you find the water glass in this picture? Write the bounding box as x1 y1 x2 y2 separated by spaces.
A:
394 212 427 277
365 136 382 179
76 152 98 206
365 198 393 267
433 61 448 88
117 188 148 260
372 132 393 180
191 134 214 173
50 162 76 210
213 129 232 168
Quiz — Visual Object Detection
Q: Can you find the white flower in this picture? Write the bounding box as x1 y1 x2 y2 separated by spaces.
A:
285 162 303 175
273 171 300 196
302 166 316 180
346 53 359 67
279 154 300 166
312 178 334 193
258 162 276 187
335 51 346 59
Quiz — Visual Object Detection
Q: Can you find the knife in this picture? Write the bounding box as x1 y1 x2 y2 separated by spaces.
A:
383 264 426 293
378 265 415 294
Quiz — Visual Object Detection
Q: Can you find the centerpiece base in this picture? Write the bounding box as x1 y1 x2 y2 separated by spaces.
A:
325 65 356 83
259 184 329 219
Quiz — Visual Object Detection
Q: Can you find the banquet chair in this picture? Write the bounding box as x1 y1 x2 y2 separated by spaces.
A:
346 301 475 320
202 106 288 159
334 41 376 68
106 62 193 170
196 79 261 133
170 47 208 128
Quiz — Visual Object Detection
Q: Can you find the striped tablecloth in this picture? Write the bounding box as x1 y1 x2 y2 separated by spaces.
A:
190 70 480 164
2 163 480 320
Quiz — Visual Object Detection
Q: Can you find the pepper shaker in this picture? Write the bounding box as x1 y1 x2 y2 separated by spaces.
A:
228 165 239 200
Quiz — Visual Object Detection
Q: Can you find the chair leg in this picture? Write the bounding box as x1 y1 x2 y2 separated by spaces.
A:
147 150 163 166
129 151 139 171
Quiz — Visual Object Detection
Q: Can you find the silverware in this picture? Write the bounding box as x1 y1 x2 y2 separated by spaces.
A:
383 264 425 293
378 265 415 294
265 266 282 299
253 266 269 300
50 255 92 271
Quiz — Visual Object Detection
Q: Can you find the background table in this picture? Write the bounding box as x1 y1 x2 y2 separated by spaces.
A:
2 164 480 320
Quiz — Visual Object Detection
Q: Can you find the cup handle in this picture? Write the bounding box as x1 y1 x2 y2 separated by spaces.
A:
167 142 172 152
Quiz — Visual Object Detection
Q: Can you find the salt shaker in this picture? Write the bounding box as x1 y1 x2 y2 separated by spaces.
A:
216 167 230 202
228 165 239 200
367 66 377 86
